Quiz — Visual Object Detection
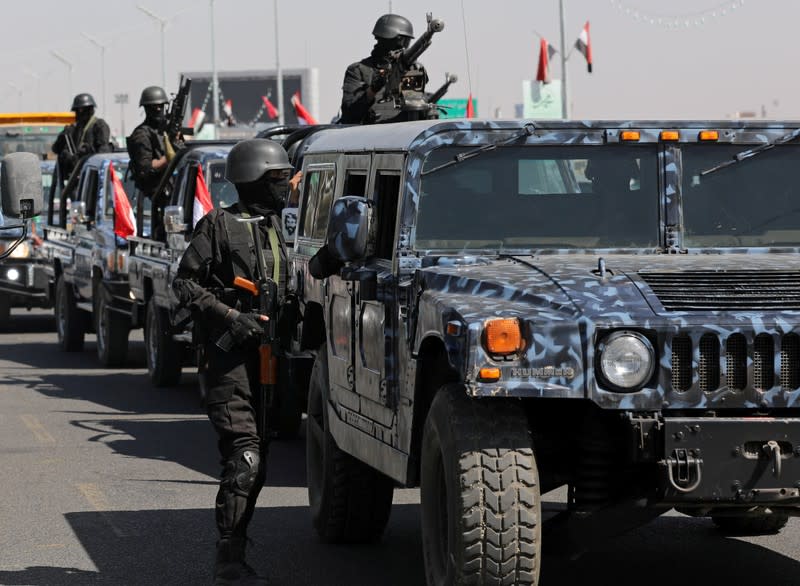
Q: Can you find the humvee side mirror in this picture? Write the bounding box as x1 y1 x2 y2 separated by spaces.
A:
1 152 43 220
325 196 375 262
69 200 87 225
164 205 187 233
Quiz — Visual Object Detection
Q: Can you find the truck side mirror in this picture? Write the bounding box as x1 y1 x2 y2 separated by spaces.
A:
1 152 43 220
325 195 375 262
164 205 187 233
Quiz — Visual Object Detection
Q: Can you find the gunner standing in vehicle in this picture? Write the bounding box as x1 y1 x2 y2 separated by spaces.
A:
172 139 293 586
339 13 427 124
52 93 112 181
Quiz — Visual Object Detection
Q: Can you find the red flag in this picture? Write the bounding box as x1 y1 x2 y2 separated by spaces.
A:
193 163 214 228
261 95 279 120
575 21 593 73
291 91 318 125
536 38 558 83
466 93 475 118
189 107 205 129
110 164 135 239
223 99 236 125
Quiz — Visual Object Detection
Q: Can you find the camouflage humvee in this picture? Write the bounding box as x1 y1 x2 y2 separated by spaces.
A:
287 119 800 585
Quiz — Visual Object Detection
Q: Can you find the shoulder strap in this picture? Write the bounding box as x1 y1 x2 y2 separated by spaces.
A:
79 116 97 144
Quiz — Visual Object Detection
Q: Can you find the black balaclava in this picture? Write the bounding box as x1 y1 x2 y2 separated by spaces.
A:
144 104 167 130
237 174 290 217
372 36 411 64
74 107 94 127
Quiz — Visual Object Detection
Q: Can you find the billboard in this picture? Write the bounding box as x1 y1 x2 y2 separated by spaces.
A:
181 68 320 126
522 80 563 120
437 97 477 119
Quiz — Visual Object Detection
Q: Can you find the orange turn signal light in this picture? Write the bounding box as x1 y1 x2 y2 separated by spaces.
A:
484 318 524 356
698 130 719 141
620 130 640 142
660 130 680 141
478 367 501 382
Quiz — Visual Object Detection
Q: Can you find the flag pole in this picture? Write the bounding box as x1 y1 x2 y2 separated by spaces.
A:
559 0 569 119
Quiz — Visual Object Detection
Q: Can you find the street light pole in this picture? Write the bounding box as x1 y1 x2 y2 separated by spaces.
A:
274 0 284 125
50 50 74 99
82 33 108 116
114 93 129 143
210 0 220 126
21 67 41 111
137 5 168 89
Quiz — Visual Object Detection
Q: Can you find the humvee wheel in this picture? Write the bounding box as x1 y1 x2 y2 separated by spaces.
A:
145 297 182 387
420 386 541 586
712 512 789 535
95 286 129 367
306 346 394 543
55 276 85 352
0 294 10 326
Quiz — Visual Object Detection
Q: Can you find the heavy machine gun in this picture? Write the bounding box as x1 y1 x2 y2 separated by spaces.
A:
370 13 445 123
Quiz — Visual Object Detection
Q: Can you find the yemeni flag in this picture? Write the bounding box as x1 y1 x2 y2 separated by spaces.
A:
261 95 279 120
536 38 558 83
291 91 318 125
465 93 475 118
189 107 205 131
575 21 593 73
110 164 136 239
223 99 236 125
193 163 214 228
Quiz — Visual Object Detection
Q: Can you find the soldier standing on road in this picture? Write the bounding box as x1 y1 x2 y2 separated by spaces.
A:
172 139 294 586
126 86 183 239
51 93 112 182
339 13 426 124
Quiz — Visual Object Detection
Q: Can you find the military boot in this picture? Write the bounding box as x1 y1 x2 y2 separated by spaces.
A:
213 537 268 585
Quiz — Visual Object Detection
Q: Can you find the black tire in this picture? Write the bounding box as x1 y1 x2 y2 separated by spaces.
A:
420 386 541 586
55 276 85 352
95 286 129 367
306 346 394 543
712 512 790 535
145 297 183 387
0 294 10 327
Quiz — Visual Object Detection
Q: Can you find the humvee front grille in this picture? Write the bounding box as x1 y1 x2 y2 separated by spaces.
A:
669 332 800 393
639 270 800 311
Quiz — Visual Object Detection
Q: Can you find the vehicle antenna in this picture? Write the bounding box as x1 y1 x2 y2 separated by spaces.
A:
460 0 474 101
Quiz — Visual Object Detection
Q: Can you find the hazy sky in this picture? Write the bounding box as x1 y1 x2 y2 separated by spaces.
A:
0 0 784 135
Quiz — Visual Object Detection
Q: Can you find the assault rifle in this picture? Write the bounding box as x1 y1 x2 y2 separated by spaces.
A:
164 75 193 153
215 216 279 443
370 13 445 123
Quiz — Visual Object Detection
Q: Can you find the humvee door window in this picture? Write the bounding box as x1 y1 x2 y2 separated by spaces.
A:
299 167 336 240
344 172 367 196
417 145 658 250
374 172 401 259
209 162 236 209
682 144 800 247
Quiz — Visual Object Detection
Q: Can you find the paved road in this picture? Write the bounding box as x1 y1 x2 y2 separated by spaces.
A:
1 309 800 585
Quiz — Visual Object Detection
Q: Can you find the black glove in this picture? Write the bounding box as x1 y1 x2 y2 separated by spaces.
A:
370 70 387 93
225 309 263 346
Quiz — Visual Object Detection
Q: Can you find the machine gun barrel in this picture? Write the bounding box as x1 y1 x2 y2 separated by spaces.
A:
400 14 444 68
166 75 193 142
428 73 458 104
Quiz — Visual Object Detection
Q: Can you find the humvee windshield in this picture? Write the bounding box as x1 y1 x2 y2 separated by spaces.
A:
417 145 659 250
682 145 800 247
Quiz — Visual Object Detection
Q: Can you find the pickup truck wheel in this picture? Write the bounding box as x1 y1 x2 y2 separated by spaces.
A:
145 297 182 387
712 512 789 535
55 277 85 352
0 294 10 325
306 346 394 543
420 386 541 586
95 287 129 367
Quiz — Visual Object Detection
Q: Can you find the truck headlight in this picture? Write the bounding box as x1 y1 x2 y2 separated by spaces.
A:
9 242 31 259
6 268 20 281
598 331 655 391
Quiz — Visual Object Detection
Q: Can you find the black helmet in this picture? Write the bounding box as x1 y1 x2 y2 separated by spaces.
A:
71 93 97 111
225 139 292 184
372 14 414 39
139 86 169 106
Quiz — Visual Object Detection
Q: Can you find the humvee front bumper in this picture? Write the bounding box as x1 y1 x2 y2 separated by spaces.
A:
640 417 800 506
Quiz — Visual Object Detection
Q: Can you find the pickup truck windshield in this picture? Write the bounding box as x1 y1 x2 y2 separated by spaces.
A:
416 145 659 250
682 144 800 247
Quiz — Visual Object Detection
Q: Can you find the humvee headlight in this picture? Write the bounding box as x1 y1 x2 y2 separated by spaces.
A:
483 318 524 356
598 331 654 390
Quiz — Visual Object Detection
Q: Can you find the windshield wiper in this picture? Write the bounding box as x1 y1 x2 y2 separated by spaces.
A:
421 123 536 176
700 127 800 176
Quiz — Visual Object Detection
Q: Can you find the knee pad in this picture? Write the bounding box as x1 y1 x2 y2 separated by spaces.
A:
223 450 261 497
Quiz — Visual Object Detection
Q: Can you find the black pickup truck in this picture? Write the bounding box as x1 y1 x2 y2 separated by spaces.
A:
41 152 141 366
128 142 237 387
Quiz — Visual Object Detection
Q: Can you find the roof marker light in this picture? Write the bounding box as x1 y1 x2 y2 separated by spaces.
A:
660 130 680 141
698 130 719 141
620 130 640 141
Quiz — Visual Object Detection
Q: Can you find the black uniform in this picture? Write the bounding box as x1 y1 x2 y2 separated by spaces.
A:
126 121 166 197
172 203 287 542
51 116 112 179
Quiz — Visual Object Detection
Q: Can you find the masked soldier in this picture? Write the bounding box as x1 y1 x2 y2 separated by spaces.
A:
52 93 112 181
172 139 293 586
339 13 427 124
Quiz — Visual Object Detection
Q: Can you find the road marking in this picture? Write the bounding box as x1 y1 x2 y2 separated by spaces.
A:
75 483 127 538
19 414 55 444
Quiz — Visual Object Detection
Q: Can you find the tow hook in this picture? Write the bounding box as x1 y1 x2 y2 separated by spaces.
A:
764 440 782 479
664 449 703 493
